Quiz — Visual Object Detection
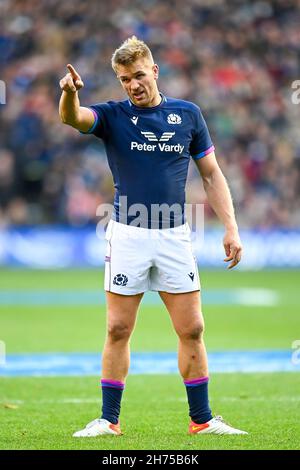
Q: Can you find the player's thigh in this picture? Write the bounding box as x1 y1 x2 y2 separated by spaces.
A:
104 220 152 294
159 290 204 337
106 291 143 333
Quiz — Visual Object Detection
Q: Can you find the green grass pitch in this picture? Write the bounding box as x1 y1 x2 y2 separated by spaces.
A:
0 268 299 449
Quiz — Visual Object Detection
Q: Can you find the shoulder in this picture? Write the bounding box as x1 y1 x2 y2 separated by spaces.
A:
164 97 202 121
165 96 201 113
91 99 129 116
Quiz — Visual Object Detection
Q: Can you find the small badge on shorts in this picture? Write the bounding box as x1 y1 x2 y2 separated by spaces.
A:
188 272 195 281
113 273 128 287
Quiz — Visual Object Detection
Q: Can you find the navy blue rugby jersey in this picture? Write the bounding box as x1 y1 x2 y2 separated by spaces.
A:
81 94 214 228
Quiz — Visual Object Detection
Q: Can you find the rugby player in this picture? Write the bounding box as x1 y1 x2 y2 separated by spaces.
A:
59 36 247 436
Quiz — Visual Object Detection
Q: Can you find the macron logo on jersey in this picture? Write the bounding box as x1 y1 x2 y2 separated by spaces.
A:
131 116 138 125
131 131 184 154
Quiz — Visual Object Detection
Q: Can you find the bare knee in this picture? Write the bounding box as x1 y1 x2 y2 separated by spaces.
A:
177 319 204 342
107 323 132 343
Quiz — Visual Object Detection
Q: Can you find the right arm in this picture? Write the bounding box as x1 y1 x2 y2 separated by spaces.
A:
59 64 95 133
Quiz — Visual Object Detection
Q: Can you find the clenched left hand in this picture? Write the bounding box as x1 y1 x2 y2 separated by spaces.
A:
223 230 242 269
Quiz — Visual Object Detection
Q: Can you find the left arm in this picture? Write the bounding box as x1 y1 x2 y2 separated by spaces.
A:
194 151 242 269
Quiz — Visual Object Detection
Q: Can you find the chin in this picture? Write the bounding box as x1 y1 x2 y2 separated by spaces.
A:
132 95 148 106
139 98 150 107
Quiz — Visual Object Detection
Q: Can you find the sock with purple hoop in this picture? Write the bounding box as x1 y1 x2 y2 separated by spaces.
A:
184 376 213 424
101 379 125 425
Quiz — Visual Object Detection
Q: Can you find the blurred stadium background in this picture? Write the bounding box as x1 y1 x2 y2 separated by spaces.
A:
0 0 300 450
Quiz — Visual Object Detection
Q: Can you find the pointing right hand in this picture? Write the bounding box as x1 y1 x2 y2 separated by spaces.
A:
59 64 84 93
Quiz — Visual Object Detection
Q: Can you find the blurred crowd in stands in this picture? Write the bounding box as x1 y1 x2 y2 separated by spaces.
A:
0 0 300 228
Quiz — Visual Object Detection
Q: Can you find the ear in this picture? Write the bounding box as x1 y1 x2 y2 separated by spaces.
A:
153 64 159 80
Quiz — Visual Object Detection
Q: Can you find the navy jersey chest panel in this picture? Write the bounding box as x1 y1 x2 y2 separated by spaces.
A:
105 103 194 163
88 97 212 227
101 102 193 204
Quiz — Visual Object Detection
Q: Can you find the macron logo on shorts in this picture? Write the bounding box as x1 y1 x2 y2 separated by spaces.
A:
188 272 195 281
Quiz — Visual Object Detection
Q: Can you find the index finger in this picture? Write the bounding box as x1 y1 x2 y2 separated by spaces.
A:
67 64 80 80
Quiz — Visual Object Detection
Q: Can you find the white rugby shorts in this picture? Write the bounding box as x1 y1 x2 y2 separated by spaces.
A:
104 220 200 295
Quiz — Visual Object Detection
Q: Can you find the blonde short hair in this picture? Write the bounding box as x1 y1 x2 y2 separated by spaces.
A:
111 36 154 72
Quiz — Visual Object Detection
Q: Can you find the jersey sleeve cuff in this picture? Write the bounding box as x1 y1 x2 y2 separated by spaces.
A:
192 145 215 160
79 108 99 134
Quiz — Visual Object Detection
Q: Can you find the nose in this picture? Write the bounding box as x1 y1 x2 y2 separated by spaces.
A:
130 79 140 91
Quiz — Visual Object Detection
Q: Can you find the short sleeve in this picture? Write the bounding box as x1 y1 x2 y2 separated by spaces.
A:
80 103 110 140
189 107 214 160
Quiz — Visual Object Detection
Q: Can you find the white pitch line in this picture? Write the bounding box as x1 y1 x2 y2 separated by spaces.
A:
234 288 279 306
2 398 100 405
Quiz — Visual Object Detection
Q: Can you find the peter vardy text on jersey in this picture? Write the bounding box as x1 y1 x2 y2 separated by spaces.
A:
131 141 185 154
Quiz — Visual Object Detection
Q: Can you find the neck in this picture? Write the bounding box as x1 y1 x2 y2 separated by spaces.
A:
149 90 162 107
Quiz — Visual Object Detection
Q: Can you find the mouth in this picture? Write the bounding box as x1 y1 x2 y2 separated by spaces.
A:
133 91 145 101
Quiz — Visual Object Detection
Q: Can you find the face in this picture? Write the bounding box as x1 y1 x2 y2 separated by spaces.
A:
116 57 160 107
